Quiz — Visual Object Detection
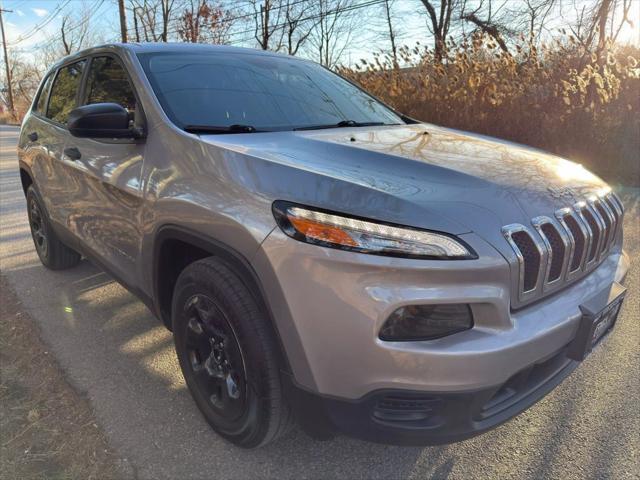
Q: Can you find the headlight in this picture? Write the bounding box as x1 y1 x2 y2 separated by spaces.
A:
272 201 476 259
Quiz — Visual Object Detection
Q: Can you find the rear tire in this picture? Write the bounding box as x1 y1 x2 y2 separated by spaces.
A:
172 257 292 448
26 186 81 270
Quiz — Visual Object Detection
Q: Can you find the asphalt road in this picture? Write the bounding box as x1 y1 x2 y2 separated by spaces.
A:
1 124 638 480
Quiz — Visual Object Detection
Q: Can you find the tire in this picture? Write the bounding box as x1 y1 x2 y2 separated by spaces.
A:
172 257 292 448
26 185 81 270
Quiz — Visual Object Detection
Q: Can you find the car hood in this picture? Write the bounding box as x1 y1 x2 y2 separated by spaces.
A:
200 123 609 247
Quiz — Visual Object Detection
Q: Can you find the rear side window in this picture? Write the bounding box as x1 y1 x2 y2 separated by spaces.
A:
47 60 86 124
85 56 136 113
34 74 54 114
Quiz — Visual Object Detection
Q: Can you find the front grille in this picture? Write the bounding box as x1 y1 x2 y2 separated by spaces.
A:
503 192 624 306
563 214 585 272
541 223 565 281
581 207 601 262
604 195 623 247
511 231 541 292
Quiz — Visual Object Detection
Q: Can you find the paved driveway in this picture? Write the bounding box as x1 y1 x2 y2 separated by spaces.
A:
1 125 638 479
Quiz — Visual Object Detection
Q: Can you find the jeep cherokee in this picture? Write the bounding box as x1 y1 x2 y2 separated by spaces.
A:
17 43 629 448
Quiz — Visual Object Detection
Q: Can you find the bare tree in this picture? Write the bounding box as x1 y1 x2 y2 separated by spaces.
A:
130 0 160 41
60 14 90 55
586 0 634 51
160 0 176 41
460 2 512 54
252 0 284 51
419 0 457 61
248 0 317 55
564 0 634 53
309 0 358 68
282 0 316 55
382 0 399 67
40 7 102 65
130 0 177 42
177 0 233 43
580 0 614 52
609 0 634 44
2 53 45 118
522 0 556 40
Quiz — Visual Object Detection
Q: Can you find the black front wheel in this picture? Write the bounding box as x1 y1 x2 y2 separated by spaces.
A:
172 257 292 448
26 186 81 270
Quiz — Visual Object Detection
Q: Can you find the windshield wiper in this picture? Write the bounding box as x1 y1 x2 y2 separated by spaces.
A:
183 124 260 134
293 120 389 131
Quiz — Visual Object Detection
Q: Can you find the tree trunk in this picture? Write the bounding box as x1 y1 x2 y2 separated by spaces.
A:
383 0 398 68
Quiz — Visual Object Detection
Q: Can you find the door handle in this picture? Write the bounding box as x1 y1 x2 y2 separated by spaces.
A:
64 147 82 160
27 132 38 142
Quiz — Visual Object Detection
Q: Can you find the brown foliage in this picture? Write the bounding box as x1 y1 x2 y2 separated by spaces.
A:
339 34 640 185
177 0 233 44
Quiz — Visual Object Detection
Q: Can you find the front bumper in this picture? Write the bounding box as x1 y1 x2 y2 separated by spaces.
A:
283 342 579 445
252 229 629 443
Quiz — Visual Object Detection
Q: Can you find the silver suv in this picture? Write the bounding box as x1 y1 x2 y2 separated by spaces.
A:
18 43 629 448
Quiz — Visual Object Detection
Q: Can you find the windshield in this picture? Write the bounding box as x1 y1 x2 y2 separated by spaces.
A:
137 51 403 131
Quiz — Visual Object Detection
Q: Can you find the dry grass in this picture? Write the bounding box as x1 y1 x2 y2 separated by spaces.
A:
0 276 132 480
0 113 18 126
340 34 640 186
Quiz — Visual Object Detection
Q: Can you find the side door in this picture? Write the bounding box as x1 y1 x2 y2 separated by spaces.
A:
63 54 146 286
28 60 87 232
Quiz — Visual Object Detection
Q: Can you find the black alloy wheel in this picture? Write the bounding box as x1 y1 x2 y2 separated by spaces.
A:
28 195 48 258
26 185 81 270
172 257 292 448
183 294 247 424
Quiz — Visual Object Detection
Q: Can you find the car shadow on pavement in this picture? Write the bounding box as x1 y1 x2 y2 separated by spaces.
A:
5 260 430 479
5 251 639 480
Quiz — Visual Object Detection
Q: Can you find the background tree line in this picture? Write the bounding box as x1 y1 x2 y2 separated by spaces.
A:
1 0 638 184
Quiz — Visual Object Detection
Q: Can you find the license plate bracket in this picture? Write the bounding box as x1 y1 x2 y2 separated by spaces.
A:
567 282 626 361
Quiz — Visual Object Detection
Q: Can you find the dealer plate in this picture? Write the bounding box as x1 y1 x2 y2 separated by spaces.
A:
567 282 626 361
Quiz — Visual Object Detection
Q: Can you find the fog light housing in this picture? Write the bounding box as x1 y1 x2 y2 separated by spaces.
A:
379 304 473 341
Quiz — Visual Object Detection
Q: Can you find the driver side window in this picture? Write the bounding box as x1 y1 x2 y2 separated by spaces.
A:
85 56 136 115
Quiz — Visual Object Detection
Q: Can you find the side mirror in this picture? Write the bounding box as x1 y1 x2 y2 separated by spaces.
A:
68 103 143 139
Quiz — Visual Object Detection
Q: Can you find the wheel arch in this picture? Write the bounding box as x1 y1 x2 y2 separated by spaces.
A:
151 225 292 373
19 162 34 197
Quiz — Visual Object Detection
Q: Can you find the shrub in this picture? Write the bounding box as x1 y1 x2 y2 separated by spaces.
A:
339 34 640 186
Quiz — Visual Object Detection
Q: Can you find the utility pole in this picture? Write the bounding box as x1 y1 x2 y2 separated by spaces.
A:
118 0 128 43
0 7 14 120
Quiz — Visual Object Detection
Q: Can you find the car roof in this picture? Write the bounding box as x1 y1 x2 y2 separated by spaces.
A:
49 42 297 70
118 42 280 55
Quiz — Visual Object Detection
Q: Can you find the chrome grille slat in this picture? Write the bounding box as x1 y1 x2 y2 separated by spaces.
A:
613 193 626 241
597 198 616 252
572 201 595 269
604 193 623 243
585 199 607 262
504 192 623 307
502 224 545 301
603 196 618 244
554 208 586 280
532 216 571 287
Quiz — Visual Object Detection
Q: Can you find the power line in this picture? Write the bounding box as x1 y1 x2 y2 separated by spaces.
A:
126 0 313 38
11 0 106 54
10 0 387 55
132 0 386 44
8 1 72 45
